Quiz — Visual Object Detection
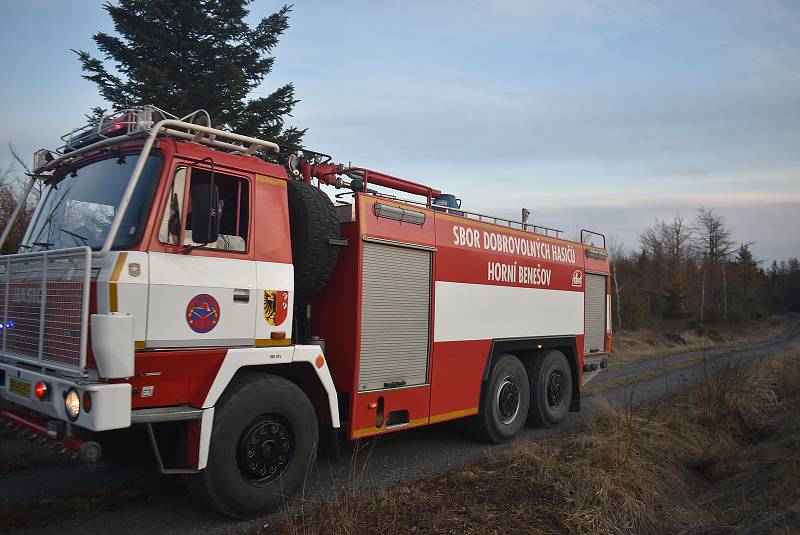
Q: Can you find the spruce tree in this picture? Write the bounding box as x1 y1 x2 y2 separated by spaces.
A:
75 1 305 145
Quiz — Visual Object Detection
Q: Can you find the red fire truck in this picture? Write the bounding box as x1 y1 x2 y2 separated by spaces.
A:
0 106 610 518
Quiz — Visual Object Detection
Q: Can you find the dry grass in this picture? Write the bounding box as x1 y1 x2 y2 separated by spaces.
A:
269 342 800 535
610 315 788 368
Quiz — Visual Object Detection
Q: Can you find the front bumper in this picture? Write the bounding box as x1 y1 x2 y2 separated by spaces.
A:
0 361 131 431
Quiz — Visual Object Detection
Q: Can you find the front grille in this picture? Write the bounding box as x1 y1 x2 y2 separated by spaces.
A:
0 247 91 374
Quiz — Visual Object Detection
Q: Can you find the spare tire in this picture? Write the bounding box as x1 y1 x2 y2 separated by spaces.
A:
287 180 341 304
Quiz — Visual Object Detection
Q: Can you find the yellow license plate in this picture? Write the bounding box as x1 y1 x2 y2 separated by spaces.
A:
8 377 31 398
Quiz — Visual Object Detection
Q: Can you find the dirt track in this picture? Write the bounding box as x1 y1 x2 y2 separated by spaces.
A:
3 320 798 534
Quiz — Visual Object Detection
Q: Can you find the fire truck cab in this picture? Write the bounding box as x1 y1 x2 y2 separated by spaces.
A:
0 106 610 518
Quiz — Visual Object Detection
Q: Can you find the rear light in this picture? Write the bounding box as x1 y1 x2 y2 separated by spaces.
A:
82 391 92 413
34 380 50 401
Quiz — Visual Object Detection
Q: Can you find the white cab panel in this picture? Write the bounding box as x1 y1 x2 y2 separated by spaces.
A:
147 252 257 347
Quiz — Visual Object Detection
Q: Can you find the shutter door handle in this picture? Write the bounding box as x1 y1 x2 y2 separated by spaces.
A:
233 289 250 303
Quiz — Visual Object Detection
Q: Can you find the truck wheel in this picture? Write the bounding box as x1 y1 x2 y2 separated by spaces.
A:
287 180 341 304
473 353 530 444
187 373 318 518
527 350 572 428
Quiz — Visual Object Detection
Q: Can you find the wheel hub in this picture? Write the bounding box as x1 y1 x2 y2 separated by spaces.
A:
497 377 520 424
547 370 565 408
238 416 293 484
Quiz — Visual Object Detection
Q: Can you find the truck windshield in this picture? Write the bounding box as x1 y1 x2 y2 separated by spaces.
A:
25 154 162 252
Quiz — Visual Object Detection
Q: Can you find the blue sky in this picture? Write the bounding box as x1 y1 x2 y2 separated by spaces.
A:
0 1 798 261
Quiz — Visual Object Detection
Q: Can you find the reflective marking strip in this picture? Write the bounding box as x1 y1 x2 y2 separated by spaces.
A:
429 406 479 424
351 406 481 437
256 175 287 187
434 281 583 342
134 340 145 350
108 252 128 313
255 338 292 347
352 416 429 438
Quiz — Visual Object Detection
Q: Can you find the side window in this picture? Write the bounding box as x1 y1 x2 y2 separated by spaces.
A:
158 167 187 245
185 169 249 253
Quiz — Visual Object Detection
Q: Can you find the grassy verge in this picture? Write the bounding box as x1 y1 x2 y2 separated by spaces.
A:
271 342 800 534
609 314 789 368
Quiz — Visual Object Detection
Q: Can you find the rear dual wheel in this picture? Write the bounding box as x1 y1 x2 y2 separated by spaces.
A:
187 374 318 519
474 353 530 443
527 349 572 428
474 349 573 443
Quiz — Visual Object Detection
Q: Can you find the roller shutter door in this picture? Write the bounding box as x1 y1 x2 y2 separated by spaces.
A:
359 241 431 391
584 273 607 353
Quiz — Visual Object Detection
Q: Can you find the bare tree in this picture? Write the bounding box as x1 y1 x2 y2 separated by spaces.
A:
0 145 43 253
0 162 20 227
692 208 734 323
640 215 693 268
608 237 626 331
639 215 694 320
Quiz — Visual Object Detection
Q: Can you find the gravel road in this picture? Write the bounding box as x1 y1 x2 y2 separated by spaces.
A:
4 320 798 534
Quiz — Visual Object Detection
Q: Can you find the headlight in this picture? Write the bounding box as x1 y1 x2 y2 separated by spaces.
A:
64 388 80 421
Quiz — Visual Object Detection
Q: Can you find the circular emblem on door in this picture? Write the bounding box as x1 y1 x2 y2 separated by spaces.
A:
186 294 220 333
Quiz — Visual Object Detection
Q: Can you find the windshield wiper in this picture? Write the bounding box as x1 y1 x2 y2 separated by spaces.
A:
60 227 89 246
32 241 54 249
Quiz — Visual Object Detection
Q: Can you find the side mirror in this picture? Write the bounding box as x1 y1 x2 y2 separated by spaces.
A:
456 198 462 208
190 184 220 245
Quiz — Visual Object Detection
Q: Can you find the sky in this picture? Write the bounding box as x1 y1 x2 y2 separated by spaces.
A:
0 0 798 262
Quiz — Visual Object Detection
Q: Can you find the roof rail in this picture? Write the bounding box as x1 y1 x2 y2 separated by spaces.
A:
352 192 563 238
33 105 280 174
580 229 606 248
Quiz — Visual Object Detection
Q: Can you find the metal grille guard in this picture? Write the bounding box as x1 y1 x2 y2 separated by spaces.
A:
0 246 91 376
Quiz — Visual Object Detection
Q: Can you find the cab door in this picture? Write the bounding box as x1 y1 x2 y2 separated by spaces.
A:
146 163 258 348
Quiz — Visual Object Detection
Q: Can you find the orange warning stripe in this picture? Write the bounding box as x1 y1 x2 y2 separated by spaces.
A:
108 252 128 313
351 406 479 438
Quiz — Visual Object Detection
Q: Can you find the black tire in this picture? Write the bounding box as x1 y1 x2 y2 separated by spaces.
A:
473 353 530 444
287 180 341 304
186 373 318 518
526 349 573 428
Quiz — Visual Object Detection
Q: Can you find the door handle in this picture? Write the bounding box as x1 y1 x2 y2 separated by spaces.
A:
233 289 250 304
